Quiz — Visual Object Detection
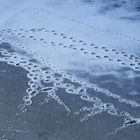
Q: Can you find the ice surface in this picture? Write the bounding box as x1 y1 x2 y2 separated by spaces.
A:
0 0 140 139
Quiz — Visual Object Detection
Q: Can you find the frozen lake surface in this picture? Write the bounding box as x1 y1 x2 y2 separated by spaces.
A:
0 0 140 139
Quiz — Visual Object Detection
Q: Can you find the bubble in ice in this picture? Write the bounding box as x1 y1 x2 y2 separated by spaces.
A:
42 87 55 92
23 96 31 101
53 82 63 88
24 99 32 106
29 90 38 97
80 95 90 101
66 88 76 94
108 110 118 116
